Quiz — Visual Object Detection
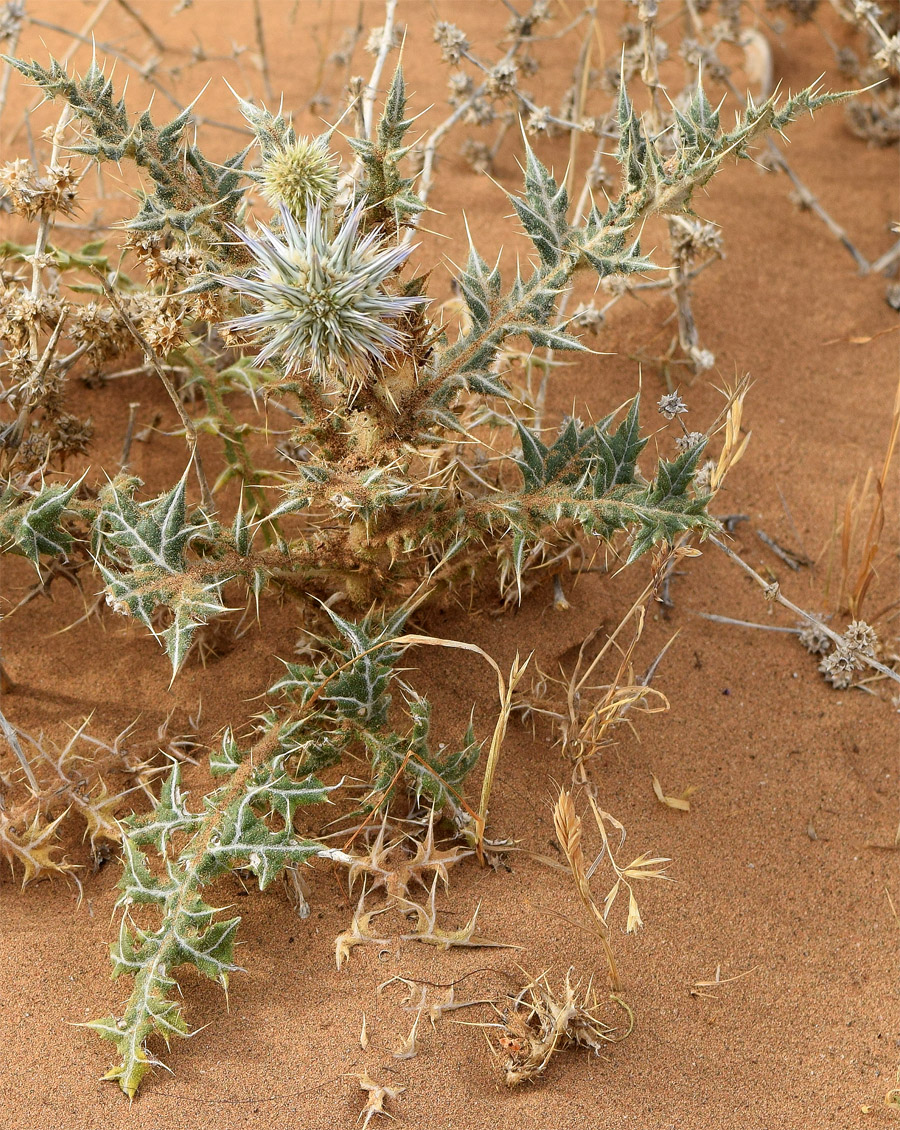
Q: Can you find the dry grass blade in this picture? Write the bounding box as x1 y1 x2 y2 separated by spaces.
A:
689 964 760 999
651 773 698 812
476 652 530 861
839 372 900 619
554 788 621 989
586 795 671 936
387 633 528 859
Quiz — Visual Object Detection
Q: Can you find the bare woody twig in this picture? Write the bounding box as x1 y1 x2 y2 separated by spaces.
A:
114 0 166 53
252 0 274 103
710 534 900 686
362 0 397 140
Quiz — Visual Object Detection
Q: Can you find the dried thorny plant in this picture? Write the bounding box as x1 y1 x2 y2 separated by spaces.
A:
490 966 634 1086
819 0 900 147
0 714 156 887
0 0 865 1101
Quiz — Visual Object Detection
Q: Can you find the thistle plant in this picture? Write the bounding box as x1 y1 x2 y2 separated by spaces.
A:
84 606 493 1097
0 7 863 1101
1 59 851 679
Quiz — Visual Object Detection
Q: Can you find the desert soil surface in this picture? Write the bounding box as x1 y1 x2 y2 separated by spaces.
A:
1 2 899 1128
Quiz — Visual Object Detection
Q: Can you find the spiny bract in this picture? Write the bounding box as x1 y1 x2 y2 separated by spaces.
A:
221 201 423 387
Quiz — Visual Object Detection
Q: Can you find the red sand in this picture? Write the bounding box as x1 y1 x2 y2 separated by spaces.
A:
1 3 899 1128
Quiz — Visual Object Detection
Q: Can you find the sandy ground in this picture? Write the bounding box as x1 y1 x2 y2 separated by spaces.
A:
1 2 899 1128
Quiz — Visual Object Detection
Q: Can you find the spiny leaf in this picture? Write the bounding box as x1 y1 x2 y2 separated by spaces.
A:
509 136 570 267
0 477 83 563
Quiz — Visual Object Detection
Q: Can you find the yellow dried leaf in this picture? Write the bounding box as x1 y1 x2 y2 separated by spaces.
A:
602 878 620 921
651 773 697 812
626 889 642 933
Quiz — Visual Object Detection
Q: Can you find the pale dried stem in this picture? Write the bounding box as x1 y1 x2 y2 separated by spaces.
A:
871 238 900 275
362 0 398 140
0 710 40 796
762 142 869 273
252 0 274 103
115 0 166 53
0 4 23 131
710 534 900 686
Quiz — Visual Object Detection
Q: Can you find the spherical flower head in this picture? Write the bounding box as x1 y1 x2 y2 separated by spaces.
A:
221 202 423 387
259 137 339 219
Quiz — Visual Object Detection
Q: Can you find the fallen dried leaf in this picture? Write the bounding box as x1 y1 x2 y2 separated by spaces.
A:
651 773 698 812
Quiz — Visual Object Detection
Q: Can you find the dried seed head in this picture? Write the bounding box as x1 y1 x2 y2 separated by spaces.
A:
842 619 877 657
874 34 900 74
670 218 723 264
600 273 629 297
447 72 473 105
690 347 716 373
657 391 688 420
525 106 552 135
220 202 424 388
461 139 493 174
798 618 831 655
675 431 705 453
141 309 186 355
0 160 78 220
433 21 469 65
364 22 403 55
259 137 339 220
463 96 496 127
486 60 519 98
819 646 860 689
506 0 551 37
571 302 604 334
693 459 716 492
0 1 25 43
850 0 880 21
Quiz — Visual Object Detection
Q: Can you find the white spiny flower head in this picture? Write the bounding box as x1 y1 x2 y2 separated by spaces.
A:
221 202 423 387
